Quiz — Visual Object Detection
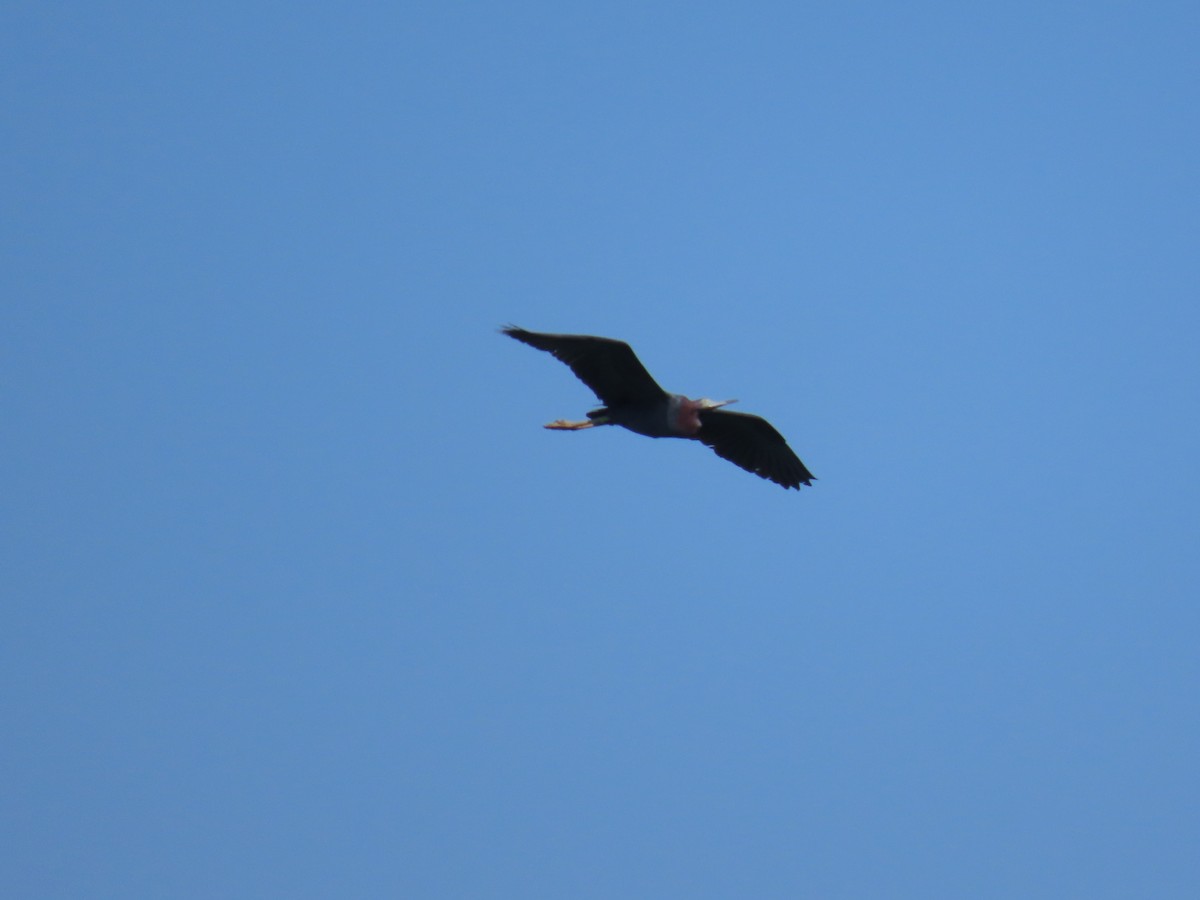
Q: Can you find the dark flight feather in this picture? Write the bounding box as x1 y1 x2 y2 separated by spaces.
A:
501 326 666 407
697 408 815 490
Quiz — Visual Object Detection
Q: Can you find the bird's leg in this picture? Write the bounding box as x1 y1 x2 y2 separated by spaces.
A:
544 419 595 430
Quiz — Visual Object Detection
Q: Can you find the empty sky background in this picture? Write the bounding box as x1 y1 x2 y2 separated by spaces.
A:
4 2 1199 897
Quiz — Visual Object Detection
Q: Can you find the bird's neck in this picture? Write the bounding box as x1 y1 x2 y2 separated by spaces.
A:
670 395 702 435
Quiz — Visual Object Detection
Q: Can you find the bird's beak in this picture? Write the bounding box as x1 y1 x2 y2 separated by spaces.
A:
704 398 737 410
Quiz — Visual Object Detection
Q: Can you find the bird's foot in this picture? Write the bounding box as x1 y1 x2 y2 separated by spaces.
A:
544 419 595 430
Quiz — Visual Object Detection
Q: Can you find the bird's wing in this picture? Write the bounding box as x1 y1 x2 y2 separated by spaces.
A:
502 326 667 407
697 408 815 490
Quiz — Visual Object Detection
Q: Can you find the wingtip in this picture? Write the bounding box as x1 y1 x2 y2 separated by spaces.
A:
499 324 530 340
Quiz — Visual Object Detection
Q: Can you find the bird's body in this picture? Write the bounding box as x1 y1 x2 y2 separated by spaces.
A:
502 326 815 490
599 393 702 438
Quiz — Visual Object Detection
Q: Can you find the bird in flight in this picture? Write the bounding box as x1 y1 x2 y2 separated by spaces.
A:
502 326 815 490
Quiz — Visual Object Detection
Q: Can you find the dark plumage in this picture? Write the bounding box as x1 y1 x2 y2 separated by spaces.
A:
502 326 815 490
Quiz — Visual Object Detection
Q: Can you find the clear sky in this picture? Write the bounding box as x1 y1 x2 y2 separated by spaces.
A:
4 2 1199 897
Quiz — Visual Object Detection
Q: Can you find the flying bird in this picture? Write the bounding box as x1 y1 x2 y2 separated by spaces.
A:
502 326 815 490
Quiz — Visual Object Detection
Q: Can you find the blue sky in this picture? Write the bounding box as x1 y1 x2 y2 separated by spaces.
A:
4 2 1198 897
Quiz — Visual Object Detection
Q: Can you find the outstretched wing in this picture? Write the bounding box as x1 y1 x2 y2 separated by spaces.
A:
697 408 815 490
501 326 667 407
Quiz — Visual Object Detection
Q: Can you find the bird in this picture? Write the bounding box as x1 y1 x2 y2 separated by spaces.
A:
501 326 815 490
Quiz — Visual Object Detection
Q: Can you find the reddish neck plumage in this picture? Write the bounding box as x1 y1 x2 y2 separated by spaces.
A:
673 396 703 435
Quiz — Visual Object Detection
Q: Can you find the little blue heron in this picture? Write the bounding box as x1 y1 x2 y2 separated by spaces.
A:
502 326 815 491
